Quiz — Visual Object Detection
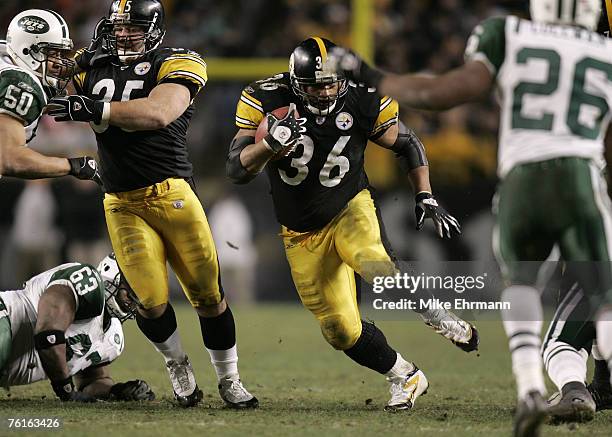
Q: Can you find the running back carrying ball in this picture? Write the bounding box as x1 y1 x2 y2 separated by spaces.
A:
255 103 305 159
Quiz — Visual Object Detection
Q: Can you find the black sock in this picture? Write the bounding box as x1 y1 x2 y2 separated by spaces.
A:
199 305 236 350
344 321 397 374
594 359 611 384
136 304 177 343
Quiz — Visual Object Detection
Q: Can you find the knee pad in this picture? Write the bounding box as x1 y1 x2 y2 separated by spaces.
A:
319 314 362 350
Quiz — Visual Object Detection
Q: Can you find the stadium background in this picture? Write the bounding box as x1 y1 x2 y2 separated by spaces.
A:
0 0 528 302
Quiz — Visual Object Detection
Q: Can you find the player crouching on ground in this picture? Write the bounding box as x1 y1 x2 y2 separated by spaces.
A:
0 254 154 402
227 37 478 412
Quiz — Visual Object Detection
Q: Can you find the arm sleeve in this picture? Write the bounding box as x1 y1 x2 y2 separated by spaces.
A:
0 69 45 126
235 89 265 130
369 96 399 140
156 51 208 99
48 263 105 320
464 16 507 77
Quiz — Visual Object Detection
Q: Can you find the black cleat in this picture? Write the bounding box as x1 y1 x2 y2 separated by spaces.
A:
174 386 203 408
547 383 595 423
587 379 612 411
218 376 259 409
514 391 548 437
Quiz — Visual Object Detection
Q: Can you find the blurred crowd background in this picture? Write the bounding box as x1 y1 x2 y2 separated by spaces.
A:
0 0 529 302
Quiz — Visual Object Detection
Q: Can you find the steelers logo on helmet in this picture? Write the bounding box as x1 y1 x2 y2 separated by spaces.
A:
104 0 166 63
290 37 348 116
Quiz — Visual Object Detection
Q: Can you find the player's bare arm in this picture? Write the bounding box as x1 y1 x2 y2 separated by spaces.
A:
0 114 70 178
377 61 493 110
231 129 274 176
74 364 114 397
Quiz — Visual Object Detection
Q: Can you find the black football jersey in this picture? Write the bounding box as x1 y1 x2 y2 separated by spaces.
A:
235 73 398 232
73 47 207 192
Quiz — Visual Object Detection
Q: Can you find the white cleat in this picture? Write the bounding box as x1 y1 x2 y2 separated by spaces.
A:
166 355 203 408
421 309 479 352
218 374 259 409
385 365 429 412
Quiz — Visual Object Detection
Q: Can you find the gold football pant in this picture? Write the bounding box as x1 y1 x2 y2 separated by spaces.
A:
282 189 396 350
104 178 223 309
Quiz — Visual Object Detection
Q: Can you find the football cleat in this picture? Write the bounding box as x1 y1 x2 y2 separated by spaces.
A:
166 356 203 408
384 365 429 412
513 391 548 437
421 309 479 352
218 374 259 409
587 379 612 411
547 383 595 423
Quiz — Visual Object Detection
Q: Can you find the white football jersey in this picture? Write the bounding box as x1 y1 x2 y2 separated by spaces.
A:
0 263 124 388
465 16 612 177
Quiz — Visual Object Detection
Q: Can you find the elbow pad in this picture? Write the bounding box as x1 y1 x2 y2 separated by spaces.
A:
226 136 257 184
391 121 428 172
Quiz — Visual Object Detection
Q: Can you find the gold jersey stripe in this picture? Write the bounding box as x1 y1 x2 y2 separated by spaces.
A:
157 57 208 85
166 54 207 68
118 0 129 13
73 71 87 89
372 97 399 135
236 98 265 128
241 91 263 110
164 71 207 88
312 36 328 62
606 0 612 32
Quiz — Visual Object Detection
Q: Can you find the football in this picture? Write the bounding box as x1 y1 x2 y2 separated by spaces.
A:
254 106 300 160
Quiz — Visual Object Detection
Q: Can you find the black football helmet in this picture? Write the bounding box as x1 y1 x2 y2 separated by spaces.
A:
598 0 611 36
104 0 165 63
290 37 348 116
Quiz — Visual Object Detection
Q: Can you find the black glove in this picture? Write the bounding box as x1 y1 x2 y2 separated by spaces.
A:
415 192 461 239
263 103 306 153
75 18 113 71
51 377 97 402
49 95 106 123
68 156 103 186
109 380 156 401
328 47 384 88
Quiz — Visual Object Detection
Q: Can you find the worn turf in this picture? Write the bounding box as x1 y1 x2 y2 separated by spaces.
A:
1 304 610 436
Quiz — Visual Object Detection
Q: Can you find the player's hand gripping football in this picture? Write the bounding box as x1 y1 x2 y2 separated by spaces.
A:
49 95 106 123
263 103 307 154
328 47 383 88
68 156 103 186
109 379 156 401
74 18 113 71
415 192 461 239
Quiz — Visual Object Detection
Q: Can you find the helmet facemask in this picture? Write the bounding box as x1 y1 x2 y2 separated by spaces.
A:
103 270 139 323
29 43 75 91
291 74 348 116
105 14 165 63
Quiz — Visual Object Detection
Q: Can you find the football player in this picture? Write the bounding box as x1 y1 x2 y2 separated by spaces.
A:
228 37 478 412
0 254 154 402
0 9 100 183
48 0 257 409
333 0 612 434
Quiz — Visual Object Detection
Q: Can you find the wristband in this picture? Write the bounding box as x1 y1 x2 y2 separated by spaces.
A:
51 376 75 401
34 330 66 350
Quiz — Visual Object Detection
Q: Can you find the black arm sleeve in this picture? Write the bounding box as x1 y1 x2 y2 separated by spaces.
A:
226 135 258 184
391 121 429 172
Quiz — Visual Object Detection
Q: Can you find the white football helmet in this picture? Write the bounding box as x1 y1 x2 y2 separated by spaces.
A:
97 253 139 323
530 0 601 31
6 9 74 89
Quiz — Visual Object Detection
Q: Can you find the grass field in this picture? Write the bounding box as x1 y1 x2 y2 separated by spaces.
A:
1 304 610 436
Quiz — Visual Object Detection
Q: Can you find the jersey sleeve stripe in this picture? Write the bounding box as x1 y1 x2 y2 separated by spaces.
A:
240 95 265 113
165 55 208 69
241 91 264 111
157 58 208 86
371 118 397 135
236 115 258 127
380 96 392 111
161 70 207 88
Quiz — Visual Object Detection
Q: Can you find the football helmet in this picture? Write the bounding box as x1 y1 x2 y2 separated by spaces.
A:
598 0 612 36
103 0 165 63
6 9 74 90
289 37 348 116
97 253 139 323
530 0 601 31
